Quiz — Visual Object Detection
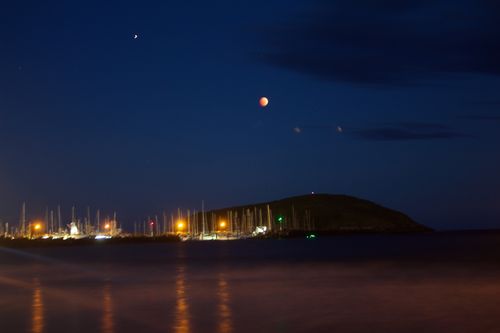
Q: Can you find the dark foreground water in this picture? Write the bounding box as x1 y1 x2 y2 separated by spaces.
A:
2 232 500 333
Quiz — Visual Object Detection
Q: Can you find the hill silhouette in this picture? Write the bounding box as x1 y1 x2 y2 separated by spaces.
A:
205 194 430 234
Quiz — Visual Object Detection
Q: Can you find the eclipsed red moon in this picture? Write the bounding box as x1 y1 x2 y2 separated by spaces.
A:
259 97 269 107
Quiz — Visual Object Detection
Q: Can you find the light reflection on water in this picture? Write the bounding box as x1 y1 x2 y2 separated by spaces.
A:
102 284 114 333
2 235 500 332
31 278 44 333
217 273 232 333
174 266 190 333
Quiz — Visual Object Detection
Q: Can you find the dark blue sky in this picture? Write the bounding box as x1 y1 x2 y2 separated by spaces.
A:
1 0 500 230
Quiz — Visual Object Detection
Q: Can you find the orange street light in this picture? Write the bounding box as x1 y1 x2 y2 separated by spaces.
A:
34 223 42 231
219 221 227 230
176 221 185 232
104 224 110 230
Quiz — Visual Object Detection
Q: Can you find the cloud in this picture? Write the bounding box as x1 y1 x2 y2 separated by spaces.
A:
259 0 500 85
465 101 500 106
351 122 469 141
395 122 450 130
354 128 466 141
290 121 469 140
460 115 500 121
461 100 500 120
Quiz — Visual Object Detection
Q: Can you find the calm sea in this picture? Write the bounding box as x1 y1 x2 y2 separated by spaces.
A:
1 231 500 333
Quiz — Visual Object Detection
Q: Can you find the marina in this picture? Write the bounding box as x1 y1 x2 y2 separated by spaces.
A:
0 194 428 243
0 201 276 242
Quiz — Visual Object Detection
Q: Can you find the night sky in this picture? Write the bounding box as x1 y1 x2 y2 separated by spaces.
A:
2 0 500 230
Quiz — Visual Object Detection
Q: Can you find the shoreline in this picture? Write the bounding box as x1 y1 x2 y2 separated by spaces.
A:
0 230 436 248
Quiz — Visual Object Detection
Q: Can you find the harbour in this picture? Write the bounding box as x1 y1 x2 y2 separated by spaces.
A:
0 194 428 243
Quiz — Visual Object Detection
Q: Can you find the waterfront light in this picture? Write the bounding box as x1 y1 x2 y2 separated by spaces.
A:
219 221 227 229
104 224 110 230
177 221 185 232
30 222 43 239
95 235 112 240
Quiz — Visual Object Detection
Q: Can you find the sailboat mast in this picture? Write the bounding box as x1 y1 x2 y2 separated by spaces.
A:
267 204 271 232
50 210 54 234
57 205 61 233
202 200 205 236
20 202 26 237
96 209 101 233
87 206 91 234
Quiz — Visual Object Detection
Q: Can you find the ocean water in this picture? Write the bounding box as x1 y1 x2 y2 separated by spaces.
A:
1 232 500 333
